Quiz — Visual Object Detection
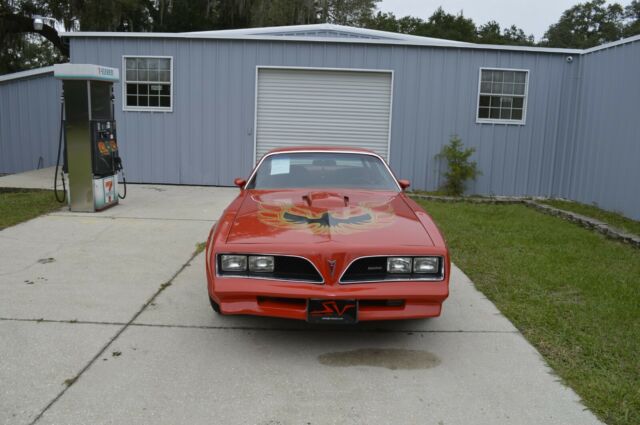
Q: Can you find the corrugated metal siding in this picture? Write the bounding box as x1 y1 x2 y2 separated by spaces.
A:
561 40 640 219
69 37 578 198
255 68 391 159
0 73 61 174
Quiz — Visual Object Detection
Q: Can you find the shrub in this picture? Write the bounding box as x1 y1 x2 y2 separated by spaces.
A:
436 135 481 196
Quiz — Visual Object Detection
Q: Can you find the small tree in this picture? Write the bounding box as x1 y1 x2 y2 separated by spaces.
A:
436 135 480 196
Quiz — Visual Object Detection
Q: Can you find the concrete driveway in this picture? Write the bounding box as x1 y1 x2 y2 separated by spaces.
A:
0 172 602 425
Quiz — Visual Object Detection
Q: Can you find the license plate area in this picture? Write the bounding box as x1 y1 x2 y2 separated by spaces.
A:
308 299 358 324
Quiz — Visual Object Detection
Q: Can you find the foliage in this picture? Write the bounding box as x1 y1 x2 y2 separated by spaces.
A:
364 9 534 44
543 0 626 48
0 189 61 230
435 136 480 196
415 199 640 425
3 0 640 74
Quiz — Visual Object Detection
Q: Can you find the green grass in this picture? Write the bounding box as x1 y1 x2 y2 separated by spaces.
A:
416 200 640 425
0 189 62 230
540 199 640 237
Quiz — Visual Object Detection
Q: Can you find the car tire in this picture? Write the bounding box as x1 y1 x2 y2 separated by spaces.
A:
209 296 222 314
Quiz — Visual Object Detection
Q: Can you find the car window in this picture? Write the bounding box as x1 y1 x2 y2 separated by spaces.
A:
246 152 399 191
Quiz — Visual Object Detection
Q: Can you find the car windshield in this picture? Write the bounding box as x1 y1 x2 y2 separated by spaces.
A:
246 152 400 191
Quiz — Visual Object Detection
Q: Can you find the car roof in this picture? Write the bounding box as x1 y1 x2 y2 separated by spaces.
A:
265 146 378 155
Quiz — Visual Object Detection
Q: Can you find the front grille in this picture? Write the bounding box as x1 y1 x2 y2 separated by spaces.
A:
272 256 323 283
340 256 444 283
217 254 323 283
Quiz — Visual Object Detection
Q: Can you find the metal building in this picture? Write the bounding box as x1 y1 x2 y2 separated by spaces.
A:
1 24 639 218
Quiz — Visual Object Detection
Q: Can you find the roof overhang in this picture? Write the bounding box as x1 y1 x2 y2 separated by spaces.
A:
59 23 593 54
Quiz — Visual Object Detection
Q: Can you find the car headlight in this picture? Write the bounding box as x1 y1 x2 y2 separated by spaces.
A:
248 255 274 273
220 254 247 272
387 257 412 273
413 257 439 274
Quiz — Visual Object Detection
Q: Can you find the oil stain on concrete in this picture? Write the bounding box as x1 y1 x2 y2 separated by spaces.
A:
318 348 440 370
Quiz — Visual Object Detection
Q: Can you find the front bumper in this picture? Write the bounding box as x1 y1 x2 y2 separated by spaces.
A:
208 275 449 322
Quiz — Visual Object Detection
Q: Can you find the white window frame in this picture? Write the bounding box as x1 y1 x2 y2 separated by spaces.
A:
122 55 173 112
476 67 529 125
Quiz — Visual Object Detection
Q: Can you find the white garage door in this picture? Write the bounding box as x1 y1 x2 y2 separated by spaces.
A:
255 68 393 161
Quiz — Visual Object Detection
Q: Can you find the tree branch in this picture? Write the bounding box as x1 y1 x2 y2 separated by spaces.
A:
0 13 69 57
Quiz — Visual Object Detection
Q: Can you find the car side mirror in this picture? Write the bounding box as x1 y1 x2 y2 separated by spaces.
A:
234 178 247 189
398 179 411 190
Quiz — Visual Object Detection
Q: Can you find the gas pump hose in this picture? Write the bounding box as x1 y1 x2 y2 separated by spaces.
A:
54 99 66 203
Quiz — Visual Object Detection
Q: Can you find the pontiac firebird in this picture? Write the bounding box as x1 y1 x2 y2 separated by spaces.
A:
205 147 450 323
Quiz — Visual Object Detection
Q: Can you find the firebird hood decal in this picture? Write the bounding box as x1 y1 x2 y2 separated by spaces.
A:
257 202 395 235
225 190 434 246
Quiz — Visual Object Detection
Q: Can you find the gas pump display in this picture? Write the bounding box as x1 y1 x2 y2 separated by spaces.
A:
53 64 126 212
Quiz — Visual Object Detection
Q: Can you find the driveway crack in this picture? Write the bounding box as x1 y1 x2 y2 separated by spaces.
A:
27 249 202 425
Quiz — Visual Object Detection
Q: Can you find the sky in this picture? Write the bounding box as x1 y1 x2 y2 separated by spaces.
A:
377 0 589 41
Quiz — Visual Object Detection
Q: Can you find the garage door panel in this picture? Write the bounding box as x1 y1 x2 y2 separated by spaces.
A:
255 68 392 160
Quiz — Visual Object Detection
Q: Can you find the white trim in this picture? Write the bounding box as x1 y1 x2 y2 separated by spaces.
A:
244 149 402 192
582 33 640 54
63 23 640 55
0 66 54 83
60 23 588 55
253 65 394 161
121 55 174 113
475 67 530 126
387 71 394 163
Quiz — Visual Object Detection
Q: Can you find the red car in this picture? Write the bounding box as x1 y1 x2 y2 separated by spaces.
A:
205 147 450 323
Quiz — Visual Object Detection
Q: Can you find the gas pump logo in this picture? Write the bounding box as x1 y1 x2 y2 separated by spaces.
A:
98 141 109 156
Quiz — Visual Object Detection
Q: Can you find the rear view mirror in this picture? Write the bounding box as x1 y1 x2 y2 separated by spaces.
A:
234 178 247 189
398 179 411 190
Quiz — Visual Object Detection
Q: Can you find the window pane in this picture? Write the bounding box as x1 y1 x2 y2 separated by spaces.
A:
159 59 170 70
500 108 512 120
492 82 502 94
514 83 525 95
503 71 515 83
502 83 514 95
490 108 500 119
137 58 148 69
124 57 172 110
512 109 523 120
158 70 170 82
500 97 513 108
479 95 490 107
493 71 504 83
478 107 490 118
490 96 500 107
514 72 526 83
480 82 491 93
513 97 524 108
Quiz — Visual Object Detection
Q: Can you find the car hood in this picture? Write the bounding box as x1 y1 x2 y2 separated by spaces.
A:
225 189 433 246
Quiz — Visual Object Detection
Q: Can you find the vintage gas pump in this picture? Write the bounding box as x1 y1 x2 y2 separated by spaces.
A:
53 64 125 212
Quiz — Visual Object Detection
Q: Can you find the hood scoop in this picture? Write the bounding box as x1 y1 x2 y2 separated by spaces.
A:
302 192 349 208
